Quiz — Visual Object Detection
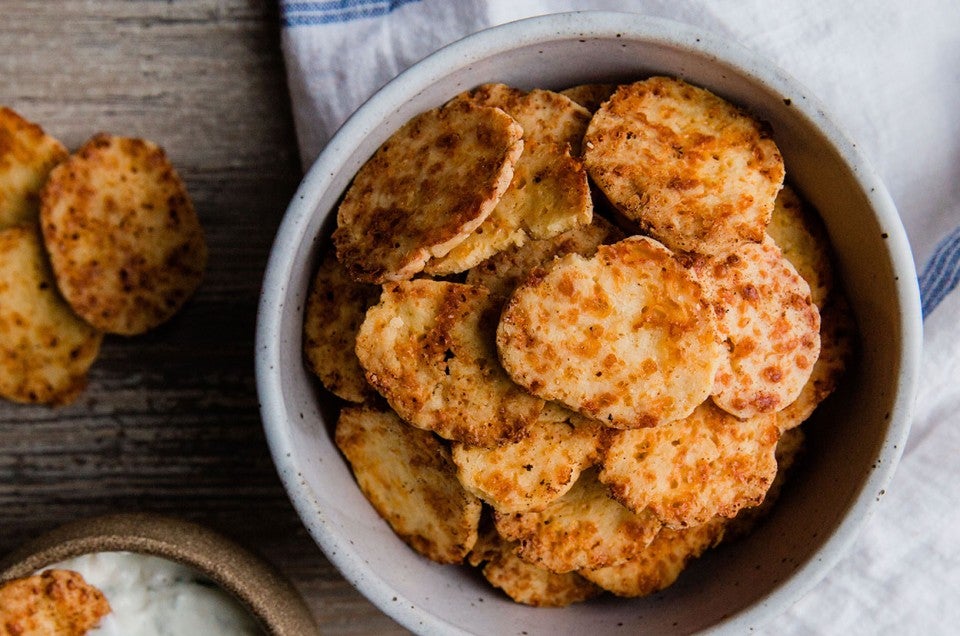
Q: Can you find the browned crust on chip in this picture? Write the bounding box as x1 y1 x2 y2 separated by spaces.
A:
469 526 602 606
494 469 663 573
598 401 780 528
302 248 380 402
39 133 207 335
559 83 618 114
356 280 544 446
0 569 110 636
0 107 69 230
333 100 524 283
583 76 784 256
335 405 481 564
0 225 102 405
580 517 726 597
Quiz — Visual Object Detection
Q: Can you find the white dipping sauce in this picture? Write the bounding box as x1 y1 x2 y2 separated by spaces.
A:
48 551 262 636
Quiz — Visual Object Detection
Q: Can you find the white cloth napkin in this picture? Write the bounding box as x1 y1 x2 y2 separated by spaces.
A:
279 1 960 633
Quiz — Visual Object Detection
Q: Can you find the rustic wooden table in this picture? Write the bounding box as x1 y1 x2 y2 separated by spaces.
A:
0 1 405 632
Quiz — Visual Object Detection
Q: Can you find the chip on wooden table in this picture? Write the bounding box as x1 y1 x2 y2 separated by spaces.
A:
0 569 110 636
0 225 102 405
356 279 544 446
559 83 618 113
697 238 821 418
767 184 834 309
423 83 593 275
776 293 855 431
493 468 662 573
303 248 380 402
39 133 207 336
468 525 602 607
465 214 624 298
497 235 722 428
0 106 68 229
452 402 602 513
580 516 726 597
583 76 784 256
332 99 523 283
598 401 780 528
335 405 482 564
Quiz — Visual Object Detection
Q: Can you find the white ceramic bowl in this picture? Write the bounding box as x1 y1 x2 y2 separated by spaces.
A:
256 12 922 634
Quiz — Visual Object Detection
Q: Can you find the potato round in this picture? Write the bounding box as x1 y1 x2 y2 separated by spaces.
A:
497 235 722 428
0 569 110 635
40 134 207 335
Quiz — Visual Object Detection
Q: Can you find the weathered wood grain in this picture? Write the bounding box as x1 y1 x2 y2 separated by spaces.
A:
0 2 407 633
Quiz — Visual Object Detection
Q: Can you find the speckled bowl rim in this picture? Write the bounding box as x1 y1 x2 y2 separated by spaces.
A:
256 11 922 635
0 512 319 636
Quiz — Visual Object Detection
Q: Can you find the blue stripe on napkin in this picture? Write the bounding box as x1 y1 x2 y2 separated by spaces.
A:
919 224 960 317
281 0 421 26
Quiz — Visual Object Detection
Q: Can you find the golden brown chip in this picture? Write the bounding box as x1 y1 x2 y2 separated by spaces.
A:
767 184 834 309
452 403 602 513
469 525 602 607
777 293 855 431
456 83 591 154
423 84 594 275
560 83 618 113
303 248 380 402
696 238 821 419
0 569 110 636
583 76 785 256
598 401 780 528
497 235 722 428
464 214 624 298
333 100 523 283
494 468 662 573
356 280 544 446
580 516 726 597
0 225 102 405
0 107 68 229
39 133 207 336
422 140 592 275
334 405 481 563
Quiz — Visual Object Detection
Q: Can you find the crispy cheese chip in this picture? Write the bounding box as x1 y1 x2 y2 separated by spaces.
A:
333 100 523 283
494 468 662 573
497 235 722 428
560 83 618 113
452 403 602 512
456 83 592 154
424 84 593 275
0 107 68 229
334 405 481 563
0 225 102 405
303 249 380 402
0 569 110 636
40 134 207 335
598 401 780 528
356 280 544 446
767 184 834 309
465 214 624 298
696 238 821 418
776 293 855 431
468 526 602 607
580 517 726 597
423 140 592 275
583 76 785 256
